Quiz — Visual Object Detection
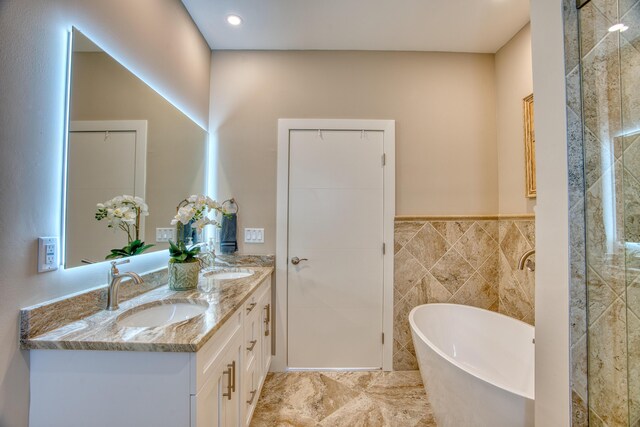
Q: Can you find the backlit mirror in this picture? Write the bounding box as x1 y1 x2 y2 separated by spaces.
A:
64 28 206 269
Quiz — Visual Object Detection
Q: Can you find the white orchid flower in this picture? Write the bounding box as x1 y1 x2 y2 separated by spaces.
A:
95 194 150 243
170 194 224 232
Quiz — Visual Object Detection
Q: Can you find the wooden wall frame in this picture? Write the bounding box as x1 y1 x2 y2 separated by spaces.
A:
523 93 536 198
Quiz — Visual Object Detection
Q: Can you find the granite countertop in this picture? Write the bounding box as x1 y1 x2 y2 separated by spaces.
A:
21 266 273 352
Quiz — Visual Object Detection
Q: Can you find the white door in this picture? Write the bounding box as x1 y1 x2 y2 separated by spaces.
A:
66 130 137 266
65 121 146 268
287 130 385 369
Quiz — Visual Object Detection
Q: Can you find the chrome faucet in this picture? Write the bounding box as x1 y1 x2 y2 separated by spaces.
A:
106 259 143 311
517 249 536 272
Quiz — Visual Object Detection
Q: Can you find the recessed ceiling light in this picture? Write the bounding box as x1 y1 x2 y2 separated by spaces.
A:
608 23 629 32
226 15 243 26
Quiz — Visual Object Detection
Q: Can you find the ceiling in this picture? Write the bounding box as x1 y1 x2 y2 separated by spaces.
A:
182 0 530 54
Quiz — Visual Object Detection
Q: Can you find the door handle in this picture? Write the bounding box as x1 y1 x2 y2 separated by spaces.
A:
291 257 308 265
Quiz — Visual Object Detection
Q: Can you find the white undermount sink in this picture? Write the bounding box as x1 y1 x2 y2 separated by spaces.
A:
117 300 208 328
206 269 254 280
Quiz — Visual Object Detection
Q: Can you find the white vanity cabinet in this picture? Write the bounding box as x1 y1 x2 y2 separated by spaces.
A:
29 276 272 427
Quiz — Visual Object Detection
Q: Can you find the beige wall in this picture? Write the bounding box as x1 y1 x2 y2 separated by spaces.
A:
70 51 207 263
210 51 498 254
496 23 536 215
0 1 210 425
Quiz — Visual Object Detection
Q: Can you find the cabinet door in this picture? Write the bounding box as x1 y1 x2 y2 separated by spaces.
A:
259 289 272 380
224 331 243 427
243 358 259 427
192 329 243 427
191 360 224 426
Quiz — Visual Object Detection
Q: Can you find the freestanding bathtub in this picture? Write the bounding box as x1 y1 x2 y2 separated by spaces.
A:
409 303 534 427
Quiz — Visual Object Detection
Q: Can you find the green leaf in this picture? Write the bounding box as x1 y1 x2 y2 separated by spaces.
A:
131 244 153 255
134 244 154 254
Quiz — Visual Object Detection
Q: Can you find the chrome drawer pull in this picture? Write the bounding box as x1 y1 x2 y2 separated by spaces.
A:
247 340 258 351
246 389 257 405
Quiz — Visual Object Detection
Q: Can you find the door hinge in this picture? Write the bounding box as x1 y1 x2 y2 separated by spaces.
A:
382 333 385 344
382 153 386 166
382 243 386 255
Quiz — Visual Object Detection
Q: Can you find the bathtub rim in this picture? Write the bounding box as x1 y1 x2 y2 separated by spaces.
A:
408 303 535 401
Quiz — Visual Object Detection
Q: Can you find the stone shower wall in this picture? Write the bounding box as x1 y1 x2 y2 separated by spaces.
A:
393 216 535 370
565 0 640 425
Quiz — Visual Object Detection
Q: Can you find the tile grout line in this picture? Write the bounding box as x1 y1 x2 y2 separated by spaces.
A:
580 8 616 62
477 220 500 244
430 221 465 247
587 262 625 298
405 224 454 275
587 295 627 330
396 221 428 252
395 247 430 302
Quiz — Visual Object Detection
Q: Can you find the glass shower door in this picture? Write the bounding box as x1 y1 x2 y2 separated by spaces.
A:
577 0 640 425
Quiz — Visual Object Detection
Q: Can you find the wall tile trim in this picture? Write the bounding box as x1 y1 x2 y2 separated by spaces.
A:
396 214 535 221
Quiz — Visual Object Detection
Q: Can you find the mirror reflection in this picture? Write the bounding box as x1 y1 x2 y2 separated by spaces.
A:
65 29 207 269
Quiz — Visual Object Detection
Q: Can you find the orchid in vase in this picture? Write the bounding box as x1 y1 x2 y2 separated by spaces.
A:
95 195 154 259
171 195 225 244
168 195 224 290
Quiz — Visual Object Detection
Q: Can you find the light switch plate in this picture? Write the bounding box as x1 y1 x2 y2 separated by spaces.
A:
38 237 59 273
244 228 264 243
156 228 175 243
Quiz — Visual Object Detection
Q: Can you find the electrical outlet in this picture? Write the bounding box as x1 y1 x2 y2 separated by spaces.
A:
156 228 175 243
244 228 264 243
38 237 59 273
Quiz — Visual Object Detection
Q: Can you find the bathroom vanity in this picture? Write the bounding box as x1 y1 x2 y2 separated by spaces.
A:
21 267 273 427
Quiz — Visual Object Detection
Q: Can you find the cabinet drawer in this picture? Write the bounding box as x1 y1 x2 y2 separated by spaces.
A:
244 307 260 371
247 277 270 313
244 293 259 316
190 308 242 394
255 277 271 302
243 357 259 427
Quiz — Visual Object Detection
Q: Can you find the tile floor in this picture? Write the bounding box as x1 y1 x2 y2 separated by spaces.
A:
250 370 436 426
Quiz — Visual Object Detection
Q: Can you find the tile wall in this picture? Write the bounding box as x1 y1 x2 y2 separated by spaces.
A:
565 0 640 424
393 216 535 370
